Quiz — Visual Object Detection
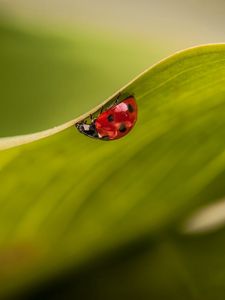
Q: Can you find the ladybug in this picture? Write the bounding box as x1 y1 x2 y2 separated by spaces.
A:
76 96 138 140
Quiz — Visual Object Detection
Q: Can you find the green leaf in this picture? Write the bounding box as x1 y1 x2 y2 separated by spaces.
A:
54 229 225 300
1 22 225 298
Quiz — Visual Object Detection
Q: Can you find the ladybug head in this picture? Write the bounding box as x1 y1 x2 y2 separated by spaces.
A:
76 122 99 139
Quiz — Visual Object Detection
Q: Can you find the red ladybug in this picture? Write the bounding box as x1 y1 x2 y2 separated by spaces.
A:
76 96 138 140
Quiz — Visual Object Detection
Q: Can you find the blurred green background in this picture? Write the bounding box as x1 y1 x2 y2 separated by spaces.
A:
1 0 225 136
1 1 225 300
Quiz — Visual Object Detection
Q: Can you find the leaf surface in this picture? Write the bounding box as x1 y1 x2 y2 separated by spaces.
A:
1 23 225 298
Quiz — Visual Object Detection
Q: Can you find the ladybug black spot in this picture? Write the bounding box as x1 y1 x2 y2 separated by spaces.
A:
119 123 127 133
107 114 114 122
127 103 134 113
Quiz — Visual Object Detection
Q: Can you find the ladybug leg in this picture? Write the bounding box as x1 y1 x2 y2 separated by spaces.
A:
98 104 106 115
115 92 121 104
98 92 122 115
107 92 121 109
90 113 96 125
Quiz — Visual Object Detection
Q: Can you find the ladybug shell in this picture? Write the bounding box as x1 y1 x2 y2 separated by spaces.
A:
95 96 137 140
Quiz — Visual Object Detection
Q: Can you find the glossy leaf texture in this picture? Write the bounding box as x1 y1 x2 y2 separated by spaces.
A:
1 22 225 299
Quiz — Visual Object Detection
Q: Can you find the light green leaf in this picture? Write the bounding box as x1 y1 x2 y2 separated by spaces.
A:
1 22 225 299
